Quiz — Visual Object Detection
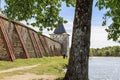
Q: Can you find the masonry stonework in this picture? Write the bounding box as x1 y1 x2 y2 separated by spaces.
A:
0 30 9 60
0 14 62 61
50 24 69 56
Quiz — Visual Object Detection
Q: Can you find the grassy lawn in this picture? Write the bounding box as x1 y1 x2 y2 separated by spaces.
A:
0 56 68 79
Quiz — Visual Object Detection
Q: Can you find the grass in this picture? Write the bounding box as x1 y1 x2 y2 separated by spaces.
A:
0 56 68 79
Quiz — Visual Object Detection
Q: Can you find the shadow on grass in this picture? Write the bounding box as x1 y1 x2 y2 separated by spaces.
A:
53 63 68 72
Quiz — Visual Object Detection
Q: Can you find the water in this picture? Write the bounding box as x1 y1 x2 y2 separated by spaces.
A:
89 57 120 80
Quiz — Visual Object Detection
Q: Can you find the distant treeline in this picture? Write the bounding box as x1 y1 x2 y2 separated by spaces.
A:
90 46 120 56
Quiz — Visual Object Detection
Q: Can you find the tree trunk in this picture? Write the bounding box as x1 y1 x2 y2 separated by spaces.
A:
63 0 93 80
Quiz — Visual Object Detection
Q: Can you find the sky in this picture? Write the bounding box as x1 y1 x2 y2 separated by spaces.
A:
43 0 120 48
60 0 120 48
1 0 120 48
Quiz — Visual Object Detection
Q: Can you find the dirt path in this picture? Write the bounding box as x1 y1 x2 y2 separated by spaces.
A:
0 64 58 80
0 73 57 80
0 64 40 73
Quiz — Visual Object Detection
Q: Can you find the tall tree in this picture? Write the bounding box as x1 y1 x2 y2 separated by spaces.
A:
63 0 93 79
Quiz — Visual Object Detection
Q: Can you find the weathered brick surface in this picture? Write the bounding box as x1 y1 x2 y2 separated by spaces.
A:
39 35 50 56
43 35 62 56
17 25 36 58
0 30 10 60
3 20 24 59
50 34 69 55
0 15 62 61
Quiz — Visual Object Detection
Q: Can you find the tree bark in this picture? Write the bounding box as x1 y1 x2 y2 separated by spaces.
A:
63 0 93 80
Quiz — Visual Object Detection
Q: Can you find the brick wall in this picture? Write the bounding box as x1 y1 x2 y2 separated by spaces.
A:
0 15 62 61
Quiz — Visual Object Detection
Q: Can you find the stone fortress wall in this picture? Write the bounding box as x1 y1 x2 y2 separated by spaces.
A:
50 24 69 56
50 33 69 55
0 14 62 61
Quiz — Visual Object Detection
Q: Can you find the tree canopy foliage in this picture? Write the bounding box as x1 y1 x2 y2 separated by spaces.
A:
90 46 120 56
96 0 120 42
3 0 75 32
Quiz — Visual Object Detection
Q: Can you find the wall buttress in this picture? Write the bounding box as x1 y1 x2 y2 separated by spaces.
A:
15 24 30 58
0 18 15 61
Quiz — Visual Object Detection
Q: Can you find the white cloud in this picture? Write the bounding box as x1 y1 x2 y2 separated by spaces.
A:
90 26 120 48
64 21 73 31
42 29 53 36
63 21 120 48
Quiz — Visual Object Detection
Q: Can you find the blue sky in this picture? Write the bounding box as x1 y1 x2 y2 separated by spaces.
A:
58 0 120 48
0 0 120 48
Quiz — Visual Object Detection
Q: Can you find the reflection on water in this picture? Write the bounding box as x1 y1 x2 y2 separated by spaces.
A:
89 57 120 80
